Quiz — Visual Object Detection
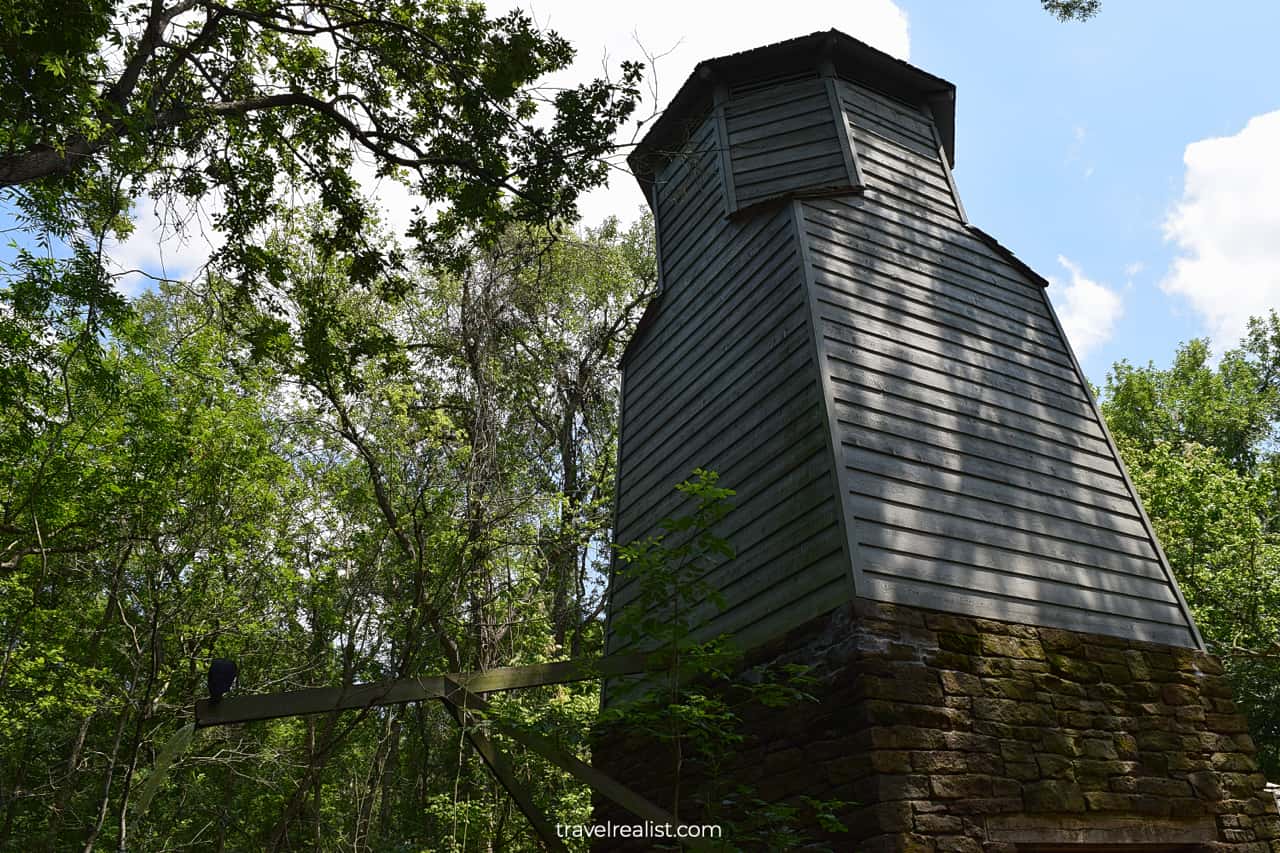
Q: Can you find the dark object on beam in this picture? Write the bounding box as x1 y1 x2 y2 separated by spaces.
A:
207 658 237 702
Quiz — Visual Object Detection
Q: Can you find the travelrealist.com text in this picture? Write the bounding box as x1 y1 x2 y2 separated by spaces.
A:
555 821 724 840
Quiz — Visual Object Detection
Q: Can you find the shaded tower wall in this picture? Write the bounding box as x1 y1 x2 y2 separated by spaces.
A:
606 31 1200 664
596 29 1278 853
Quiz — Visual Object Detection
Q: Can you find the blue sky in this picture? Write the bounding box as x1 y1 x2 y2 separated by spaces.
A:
910 2 1280 384
524 0 1280 387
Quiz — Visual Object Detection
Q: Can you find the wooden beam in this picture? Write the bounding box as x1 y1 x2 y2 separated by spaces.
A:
440 677 685 836
196 677 447 728
195 653 660 728
443 699 569 852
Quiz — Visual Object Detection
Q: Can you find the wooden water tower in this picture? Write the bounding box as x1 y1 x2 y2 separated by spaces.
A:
597 30 1280 852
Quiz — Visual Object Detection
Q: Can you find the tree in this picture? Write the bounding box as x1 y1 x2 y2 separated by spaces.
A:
1 0 641 338
1042 0 1101 21
1101 312 1280 775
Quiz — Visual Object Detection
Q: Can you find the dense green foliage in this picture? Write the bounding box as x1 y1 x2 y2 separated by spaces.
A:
1101 313 1280 776
0 212 655 850
1 0 640 354
603 472 848 851
2 4 645 842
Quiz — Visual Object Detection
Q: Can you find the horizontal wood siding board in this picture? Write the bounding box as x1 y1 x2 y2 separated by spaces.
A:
847 203 1044 302
615 462 839 609
724 77 825 115
656 152 719 233
860 548 1185 624
735 165 852 204
813 276 1074 377
820 315 1094 418
813 286 1076 388
654 110 718 175
848 133 953 194
730 124 845 171
614 448 837 613
619 376 822 540
807 225 1055 339
620 392 824 549
857 171 960 222
655 166 719 239
866 184 962 223
667 189 793 291
823 329 1100 435
858 575 1197 648
845 191 1026 271
805 225 1064 346
841 112 939 165
728 108 836 146
656 170 723 283
656 185 721 290
852 146 958 209
622 240 801 430
653 126 719 221
725 88 831 130
813 194 1047 305
806 201 1058 314
810 258 1072 368
845 473 1156 558
725 577 849 651
847 197 1046 298
622 253 802 446
614 557 849 656
733 147 845 185
624 286 803 449
1036 274 1205 648
617 547 847 652
621 353 818 529
653 137 718 215
857 524 1171 591
837 87 936 147
846 445 1147 536
652 135 718 213
625 208 791 374
847 495 1158 573
698 494 844 599
713 500 844 593
695 549 848 645
841 422 1133 506
817 303 1086 400
825 350 1107 446
836 79 936 142
830 390 1125 481
654 134 720 229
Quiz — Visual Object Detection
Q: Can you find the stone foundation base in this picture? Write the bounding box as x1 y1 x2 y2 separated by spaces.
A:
592 600 1280 851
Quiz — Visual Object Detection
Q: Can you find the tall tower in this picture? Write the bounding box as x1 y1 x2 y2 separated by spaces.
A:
598 31 1279 852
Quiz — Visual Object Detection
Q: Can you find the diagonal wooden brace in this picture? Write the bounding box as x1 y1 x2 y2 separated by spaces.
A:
442 697 569 853
439 676 684 837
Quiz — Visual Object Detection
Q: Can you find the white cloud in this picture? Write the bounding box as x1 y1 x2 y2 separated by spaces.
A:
110 4 911 288
515 0 911 225
108 191 225 297
1162 110 1280 347
1050 256 1124 359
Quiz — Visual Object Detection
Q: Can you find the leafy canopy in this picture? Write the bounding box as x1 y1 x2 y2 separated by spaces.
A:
1 0 642 325
1102 311 1280 775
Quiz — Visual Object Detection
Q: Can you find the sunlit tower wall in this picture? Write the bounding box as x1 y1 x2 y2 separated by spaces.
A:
595 30 1280 852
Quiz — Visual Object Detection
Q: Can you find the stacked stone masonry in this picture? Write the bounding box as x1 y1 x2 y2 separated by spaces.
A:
593 600 1280 852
